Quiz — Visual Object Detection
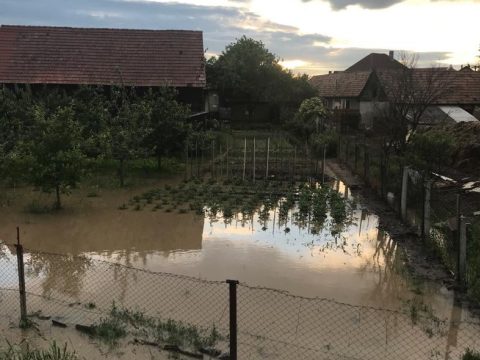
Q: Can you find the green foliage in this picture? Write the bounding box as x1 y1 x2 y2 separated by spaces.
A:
24 103 86 209
462 348 480 360
0 341 78 360
405 131 455 172
207 36 315 123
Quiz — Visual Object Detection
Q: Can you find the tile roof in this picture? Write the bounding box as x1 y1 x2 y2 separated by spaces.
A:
309 71 372 98
377 69 480 105
0 25 206 88
346 53 406 72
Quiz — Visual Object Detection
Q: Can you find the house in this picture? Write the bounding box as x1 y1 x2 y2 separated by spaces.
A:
310 52 480 128
0 25 206 111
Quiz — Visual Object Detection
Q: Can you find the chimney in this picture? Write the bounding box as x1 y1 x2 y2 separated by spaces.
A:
389 51 394 60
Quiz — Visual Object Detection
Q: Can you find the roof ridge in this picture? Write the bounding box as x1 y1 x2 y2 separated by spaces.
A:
0 24 202 33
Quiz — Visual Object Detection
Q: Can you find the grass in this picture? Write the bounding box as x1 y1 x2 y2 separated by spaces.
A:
89 304 224 352
463 349 480 360
0 341 78 360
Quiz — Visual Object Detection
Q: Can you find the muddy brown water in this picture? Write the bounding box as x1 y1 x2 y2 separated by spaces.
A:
0 180 479 359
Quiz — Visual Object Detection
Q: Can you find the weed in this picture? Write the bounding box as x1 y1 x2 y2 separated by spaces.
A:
0 341 78 360
463 349 480 360
94 316 127 345
118 203 128 210
25 200 52 214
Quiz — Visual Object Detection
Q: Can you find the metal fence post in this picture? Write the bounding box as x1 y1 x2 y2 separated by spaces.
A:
458 217 467 290
401 166 409 222
15 227 27 326
226 279 239 360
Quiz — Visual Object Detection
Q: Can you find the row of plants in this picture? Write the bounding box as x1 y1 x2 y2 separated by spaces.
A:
122 178 352 235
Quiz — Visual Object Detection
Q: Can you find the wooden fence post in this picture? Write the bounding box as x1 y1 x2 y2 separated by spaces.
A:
242 138 246 181
266 137 270 180
252 137 256 182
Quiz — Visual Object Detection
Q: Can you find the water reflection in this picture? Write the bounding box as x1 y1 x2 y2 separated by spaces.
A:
0 182 461 312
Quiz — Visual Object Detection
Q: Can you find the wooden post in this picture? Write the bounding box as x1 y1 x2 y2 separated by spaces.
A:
354 144 358 172
211 140 215 178
322 144 326 184
15 227 27 327
423 179 432 242
266 137 270 180
401 166 409 222
242 138 246 181
293 146 297 181
458 216 467 290
252 137 256 182
226 140 229 179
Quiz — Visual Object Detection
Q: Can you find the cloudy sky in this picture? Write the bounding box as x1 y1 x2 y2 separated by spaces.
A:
1 0 479 74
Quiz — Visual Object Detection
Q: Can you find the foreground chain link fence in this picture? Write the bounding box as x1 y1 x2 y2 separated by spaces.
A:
1 243 480 359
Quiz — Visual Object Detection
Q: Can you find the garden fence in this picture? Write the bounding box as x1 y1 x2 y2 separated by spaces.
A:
337 137 480 294
1 242 480 359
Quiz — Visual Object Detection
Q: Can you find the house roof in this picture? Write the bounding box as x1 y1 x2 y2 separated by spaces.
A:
309 71 372 98
0 25 206 88
377 69 480 105
346 53 406 72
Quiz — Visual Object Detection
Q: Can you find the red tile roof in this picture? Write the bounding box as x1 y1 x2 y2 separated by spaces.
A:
377 69 480 105
0 25 206 88
309 71 372 98
346 53 406 72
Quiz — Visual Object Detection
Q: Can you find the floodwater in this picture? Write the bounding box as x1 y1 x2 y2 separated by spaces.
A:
0 181 455 309
0 180 479 359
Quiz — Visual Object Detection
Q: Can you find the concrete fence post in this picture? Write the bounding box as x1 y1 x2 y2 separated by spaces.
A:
458 216 467 290
401 166 409 222
422 179 432 242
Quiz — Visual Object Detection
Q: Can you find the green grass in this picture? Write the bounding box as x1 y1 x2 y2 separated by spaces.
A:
463 349 480 360
92 304 225 352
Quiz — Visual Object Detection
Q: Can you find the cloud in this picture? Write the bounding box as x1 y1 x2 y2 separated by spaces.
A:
0 0 454 75
302 0 403 10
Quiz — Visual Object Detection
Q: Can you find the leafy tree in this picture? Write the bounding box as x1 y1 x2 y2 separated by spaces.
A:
207 36 315 123
143 88 191 170
287 97 330 146
104 87 148 187
25 103 86 209
405 130 455 173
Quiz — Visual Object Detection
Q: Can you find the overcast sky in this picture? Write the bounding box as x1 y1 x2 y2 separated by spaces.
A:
1 0 478 74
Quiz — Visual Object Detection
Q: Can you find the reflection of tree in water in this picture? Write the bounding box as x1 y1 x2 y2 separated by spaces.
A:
359 228 408 305
26 252 92 299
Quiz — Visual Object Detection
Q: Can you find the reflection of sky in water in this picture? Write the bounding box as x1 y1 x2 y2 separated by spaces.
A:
202 202 382 271
0 244 19 287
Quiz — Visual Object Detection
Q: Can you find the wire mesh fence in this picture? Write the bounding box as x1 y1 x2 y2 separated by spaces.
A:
337 136 480 298
2 243 480 359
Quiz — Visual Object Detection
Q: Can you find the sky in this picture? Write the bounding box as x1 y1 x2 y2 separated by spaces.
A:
0 0 478 75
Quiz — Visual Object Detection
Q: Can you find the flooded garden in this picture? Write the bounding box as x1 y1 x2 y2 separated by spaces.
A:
1 176 479 359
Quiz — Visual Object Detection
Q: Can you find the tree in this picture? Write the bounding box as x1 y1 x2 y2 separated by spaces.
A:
375 53 454 155
207 36 315 123
25 103 86 209
143 88 191 170
287 97 330 146
104 87 148 187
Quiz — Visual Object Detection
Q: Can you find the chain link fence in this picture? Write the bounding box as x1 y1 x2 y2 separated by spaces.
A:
1 243 480 359
338 136 480 299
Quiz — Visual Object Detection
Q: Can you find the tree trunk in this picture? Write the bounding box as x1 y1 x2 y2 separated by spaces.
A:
55 185 61 210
